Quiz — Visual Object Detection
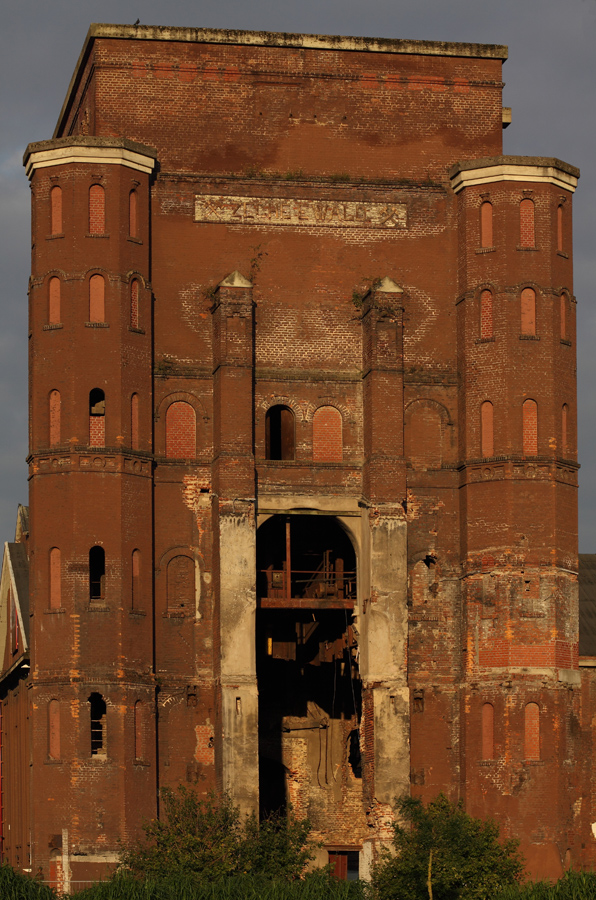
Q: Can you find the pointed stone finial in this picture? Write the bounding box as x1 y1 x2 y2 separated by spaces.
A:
219 270 252 288
376 276 403 293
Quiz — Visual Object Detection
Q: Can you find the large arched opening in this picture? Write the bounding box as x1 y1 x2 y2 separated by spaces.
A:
256 514 361 822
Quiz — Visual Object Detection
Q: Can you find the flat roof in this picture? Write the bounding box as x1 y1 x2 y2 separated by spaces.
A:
55 22 507 136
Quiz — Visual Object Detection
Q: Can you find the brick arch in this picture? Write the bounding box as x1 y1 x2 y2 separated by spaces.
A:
124 270 148 289
155 392 206 458
307 399 354 424
257 395 302 422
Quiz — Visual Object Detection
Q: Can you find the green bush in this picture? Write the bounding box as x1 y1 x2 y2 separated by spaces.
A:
371 794 524 900
0 863 57 899
494 868 596 900
119 787 316 882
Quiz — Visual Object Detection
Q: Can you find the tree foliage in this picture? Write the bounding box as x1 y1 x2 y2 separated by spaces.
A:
120 787 316 883
371 794 525 900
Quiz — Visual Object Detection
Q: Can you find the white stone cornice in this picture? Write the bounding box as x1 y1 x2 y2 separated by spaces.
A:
451 161 578 194
25 144 157 178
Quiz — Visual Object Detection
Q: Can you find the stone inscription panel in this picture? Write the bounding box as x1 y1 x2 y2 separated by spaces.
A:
195 194 407 229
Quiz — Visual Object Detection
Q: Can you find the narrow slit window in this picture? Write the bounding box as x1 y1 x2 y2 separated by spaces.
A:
560 294 567 340
521 288 536 335
523 399 538 456
557 205 564 252
562 404 568 457
480 290 493 339
481 401 494 458
49 277 61 325
49 547 61 610
519 198 535 248
89 388 105 447
129 190 138 238
89 184 105 234
480 201 493 248
50 185 62 235
134 700 144 760
132 549 141 609
49 389 61 447
482 702 494 760
48 700 61 760
130 279 139 329
89 274 105 323
89 546 105 600
265 405 295 460
131 393 139 450
89 692 107 756
524 702 540 760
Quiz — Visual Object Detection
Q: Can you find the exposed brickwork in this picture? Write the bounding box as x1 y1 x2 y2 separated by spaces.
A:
480 200 493 248
89 414 105 447
522 398 538 455
89 274 105 322
524 702 540 760
481 702 494 760
481 400 493 457
129 190 138 238
165 401 196 458
49 389 60 446
521 287 536 335
50 186 62 235
312 406 343 462
480 289 493 339
130 279 139 329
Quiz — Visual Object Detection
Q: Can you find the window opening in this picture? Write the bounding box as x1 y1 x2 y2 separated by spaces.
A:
89 693 107 756
482 702 494 760
524 702 540 760
89 184 105 234
48 700 60 760
89 388 105 447
481 401 494 458
89 274 105 323
480 201 493 248
557 205 564 252
265 405 295 460
48 277 61 324
49 390 61 447
521 288 536 336
313 406 343 462
165 401 196 459
131 393 139 450
560 294 567 340
89 546 105 600
329 851 360 881
129 190 138 238
49 547 61 609
132 549 141 609
134 700 143 760
562 404 568 457
50 186 62 235
523 399 538 456
519 198 535 248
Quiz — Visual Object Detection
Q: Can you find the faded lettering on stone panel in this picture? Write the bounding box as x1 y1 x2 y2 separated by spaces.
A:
194 195 407 229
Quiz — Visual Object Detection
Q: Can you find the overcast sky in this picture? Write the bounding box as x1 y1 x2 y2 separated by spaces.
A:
1 0 595 548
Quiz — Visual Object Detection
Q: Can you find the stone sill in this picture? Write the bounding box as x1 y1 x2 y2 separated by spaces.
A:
43 323 63 331
475 246 496 254
85 321 109 328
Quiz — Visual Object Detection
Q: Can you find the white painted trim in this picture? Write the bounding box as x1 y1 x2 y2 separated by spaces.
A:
25 146 156 178
451 164 577 194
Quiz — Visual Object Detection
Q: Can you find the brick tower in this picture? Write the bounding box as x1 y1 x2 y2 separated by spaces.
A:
0 24 587 888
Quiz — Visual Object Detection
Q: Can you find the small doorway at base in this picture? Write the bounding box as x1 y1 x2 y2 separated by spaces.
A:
329 849 360 881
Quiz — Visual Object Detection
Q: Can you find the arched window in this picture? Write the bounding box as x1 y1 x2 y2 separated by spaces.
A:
523 399 538 456
89 184 105 234
519 198 535 248
167 555 194 612
481 401 494 458
49 389 61 447
130 279 139 329
562 404 569 457
480 290 493 339
48 700 60 760
265 405 295 460
131 393 139 450
560 294 567 340
129 190 138 238
50 185 62 235
521 288 536 336
89 274 105 323
557 205 564 252
89 546 105 600
48 277 61 325
165 401 196 458
480 201 493 249
134 700 144 760
89 389 105 447
524 702 540 760
313 406 343 462
49 547 61 610
132 549 141 609
482 703 494 760
89 692 107 756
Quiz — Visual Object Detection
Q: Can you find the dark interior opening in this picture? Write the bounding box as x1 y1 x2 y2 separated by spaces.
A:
265 405 295 461
89 388 105 416
256 606 361 818
89 546 105 599
89 692 106 756
257 514 356 604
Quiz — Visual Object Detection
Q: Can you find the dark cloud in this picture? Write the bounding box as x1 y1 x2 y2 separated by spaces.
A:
1 0 594 545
